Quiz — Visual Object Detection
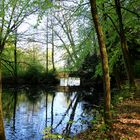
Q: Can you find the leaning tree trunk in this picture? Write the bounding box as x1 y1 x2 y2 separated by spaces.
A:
0 56 6 140
115 0 135 88
90 0 112 123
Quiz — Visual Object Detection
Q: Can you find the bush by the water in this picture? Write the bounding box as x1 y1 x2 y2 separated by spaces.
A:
23 67 58 85
3 66 59 85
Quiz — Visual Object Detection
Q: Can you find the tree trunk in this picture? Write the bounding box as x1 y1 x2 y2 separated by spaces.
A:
0 56 6 140
14 29 18 85
114 0 135 88
90 0 112 123
46 16 49 73
51 16 55 72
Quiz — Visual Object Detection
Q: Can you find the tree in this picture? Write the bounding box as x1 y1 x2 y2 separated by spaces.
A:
47 0 95 72
46 16 49 73
114 0 135 88
0 59 6 140
0 0 51 137
51 12 55 71
14 29 18 85
89 0 112 123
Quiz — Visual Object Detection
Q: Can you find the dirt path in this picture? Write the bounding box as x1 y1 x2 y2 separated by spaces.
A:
112 90 140 140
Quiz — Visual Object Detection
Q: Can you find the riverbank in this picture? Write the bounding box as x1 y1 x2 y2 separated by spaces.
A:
111 90 140 140
75 89 140 140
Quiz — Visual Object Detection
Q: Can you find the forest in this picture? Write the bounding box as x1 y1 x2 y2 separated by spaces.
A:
0 0 140 140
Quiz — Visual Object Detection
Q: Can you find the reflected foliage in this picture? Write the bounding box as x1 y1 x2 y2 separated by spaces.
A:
2 89 15 121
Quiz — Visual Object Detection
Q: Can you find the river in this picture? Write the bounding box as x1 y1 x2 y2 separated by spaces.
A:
2 79 101 140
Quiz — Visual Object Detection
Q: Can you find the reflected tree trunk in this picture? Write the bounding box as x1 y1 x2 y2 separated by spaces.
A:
32 103 35 116
64 94 80 136
46 93 48 127
54 94 77 130
13 89 17 131
0 56 6 140
90 0 112 123
51 93 55 132
114 0 135 88
46 16 49 73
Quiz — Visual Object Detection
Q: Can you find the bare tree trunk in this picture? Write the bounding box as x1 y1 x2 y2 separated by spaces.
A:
90 0 112 123
0 56 6 140
114 0 135 88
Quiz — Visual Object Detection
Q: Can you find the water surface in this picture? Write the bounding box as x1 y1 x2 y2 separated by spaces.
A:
2 86 98 140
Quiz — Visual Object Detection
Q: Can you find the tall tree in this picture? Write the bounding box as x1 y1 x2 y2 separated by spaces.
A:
51 15 55 71
46 16 49 73
89 0 111 123
114 0 135 88
14 29 18 85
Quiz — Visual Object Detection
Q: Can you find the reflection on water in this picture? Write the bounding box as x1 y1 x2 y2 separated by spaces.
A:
2 87 98 140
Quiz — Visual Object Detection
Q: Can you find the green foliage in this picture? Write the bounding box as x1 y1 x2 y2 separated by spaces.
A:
1 45 15 77
112 88 135 105
109 45 123 74
2 89 15 121
89 109 111 140
23 65 42 84
134 60 140 77
21 66 58 85
43 127 63 139
1 44 58 85
95 62 102 77
1 0 140 88
41 70 59 85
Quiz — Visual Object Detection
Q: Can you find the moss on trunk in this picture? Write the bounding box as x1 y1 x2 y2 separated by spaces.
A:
90 0 112 123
